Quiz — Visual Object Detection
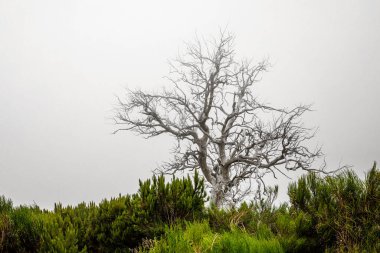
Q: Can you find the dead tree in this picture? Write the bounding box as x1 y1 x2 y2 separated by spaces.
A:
114 32 323 207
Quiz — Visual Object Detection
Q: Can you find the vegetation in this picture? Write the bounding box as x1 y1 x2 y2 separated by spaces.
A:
0 164 379 252
146 221 284 253
288 162 380 252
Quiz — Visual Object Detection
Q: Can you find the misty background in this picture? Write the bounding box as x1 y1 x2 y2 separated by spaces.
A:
1 0 379 209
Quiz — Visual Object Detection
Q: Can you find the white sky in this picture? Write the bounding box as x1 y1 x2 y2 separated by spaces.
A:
1 0 379 209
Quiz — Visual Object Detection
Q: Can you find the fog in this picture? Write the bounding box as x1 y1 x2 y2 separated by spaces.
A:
1 0 379 209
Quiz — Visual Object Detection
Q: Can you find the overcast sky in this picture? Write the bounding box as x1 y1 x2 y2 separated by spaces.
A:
1 0 379 209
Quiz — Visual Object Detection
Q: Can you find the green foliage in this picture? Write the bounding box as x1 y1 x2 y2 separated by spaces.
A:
288 162 380 252
0 172 207 252
84 170 207 251
214 232 283 253
208 187 279 236
0 199 43 253
207 194 316 253
138 170 207 224
0 163 379 252
0 196 12 214
148 222 211 253
148 221 284 253
39 204 90 252
273 209 320 253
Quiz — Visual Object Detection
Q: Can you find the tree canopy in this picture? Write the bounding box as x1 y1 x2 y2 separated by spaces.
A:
114 32 322 207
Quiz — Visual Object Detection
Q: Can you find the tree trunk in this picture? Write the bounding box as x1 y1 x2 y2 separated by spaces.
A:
210 170 229 208
210 187 224 208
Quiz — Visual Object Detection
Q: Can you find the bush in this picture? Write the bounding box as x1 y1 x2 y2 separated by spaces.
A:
88 170 207 251
0 198 43 253
1 163 379 252
0 172 207 252
148 221 284 253
288 162 380 252
214 232 283 253
39 208 88 253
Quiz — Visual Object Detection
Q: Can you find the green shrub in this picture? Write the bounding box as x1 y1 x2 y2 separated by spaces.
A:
148 222 213 253
148 221 284 253
1 163 379 252
288 162 380 252
0 200 43 253
214 231 283 253
39 210 87 253
84 171 207 251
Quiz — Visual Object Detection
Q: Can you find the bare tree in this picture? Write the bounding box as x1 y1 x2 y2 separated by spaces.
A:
114 32 323 207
